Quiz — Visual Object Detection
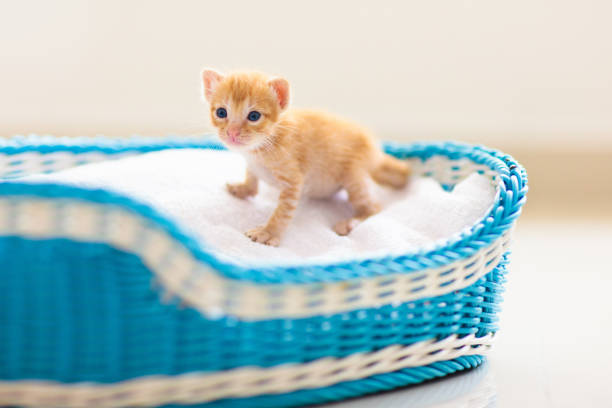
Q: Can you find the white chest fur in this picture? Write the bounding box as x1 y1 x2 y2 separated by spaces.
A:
244 154 282 188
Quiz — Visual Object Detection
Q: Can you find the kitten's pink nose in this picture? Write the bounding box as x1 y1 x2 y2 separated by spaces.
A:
227 127 241 140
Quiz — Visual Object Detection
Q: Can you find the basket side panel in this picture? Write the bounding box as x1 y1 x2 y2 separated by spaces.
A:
0 237 507 386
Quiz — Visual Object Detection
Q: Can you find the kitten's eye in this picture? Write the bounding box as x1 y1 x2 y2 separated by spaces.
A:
247 111 261 122
216 107 227 118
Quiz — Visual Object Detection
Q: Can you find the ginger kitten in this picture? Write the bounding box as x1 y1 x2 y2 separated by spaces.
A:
202 69 410 246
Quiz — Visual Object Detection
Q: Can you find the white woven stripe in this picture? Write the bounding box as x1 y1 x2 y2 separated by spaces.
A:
0 333 493 408
0 195 509 320
0 152 499 185
0 151 137 178
410 157 498 186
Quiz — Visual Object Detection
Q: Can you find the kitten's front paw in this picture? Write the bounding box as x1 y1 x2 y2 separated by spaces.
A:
333 218 360 236
227 182 256 199
246 226 280 247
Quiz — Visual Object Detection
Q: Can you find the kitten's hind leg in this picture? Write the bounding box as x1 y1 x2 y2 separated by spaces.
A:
227 169 259 199
334 174 381 236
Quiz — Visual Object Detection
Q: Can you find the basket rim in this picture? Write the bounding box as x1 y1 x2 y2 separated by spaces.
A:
0 135 528 285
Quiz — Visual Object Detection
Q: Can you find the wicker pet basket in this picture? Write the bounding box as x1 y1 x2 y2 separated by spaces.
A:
0 136 527 408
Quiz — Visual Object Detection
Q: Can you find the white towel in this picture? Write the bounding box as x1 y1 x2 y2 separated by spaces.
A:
25 149 496 266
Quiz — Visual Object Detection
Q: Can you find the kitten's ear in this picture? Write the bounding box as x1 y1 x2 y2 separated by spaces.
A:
202 68 224 102
268 77 290 110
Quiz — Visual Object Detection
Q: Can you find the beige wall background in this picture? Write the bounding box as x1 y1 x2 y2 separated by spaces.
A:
2 1 612 145
1 0 611 217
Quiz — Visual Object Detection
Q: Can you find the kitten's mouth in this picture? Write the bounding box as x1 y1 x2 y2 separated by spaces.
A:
222 134 248 146
228 136 245 145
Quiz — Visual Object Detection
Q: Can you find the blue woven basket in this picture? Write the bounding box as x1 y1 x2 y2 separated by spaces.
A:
0 136 527 408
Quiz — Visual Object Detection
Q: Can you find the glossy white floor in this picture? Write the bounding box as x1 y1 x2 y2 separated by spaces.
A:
322 219 612 408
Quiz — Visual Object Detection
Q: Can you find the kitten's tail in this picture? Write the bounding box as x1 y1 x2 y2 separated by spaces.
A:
370 154 411 189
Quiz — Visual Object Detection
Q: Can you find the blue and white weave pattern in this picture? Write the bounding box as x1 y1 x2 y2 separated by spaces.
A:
0 135 527 408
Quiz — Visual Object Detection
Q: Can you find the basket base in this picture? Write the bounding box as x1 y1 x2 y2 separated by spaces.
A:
164 355 485 408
